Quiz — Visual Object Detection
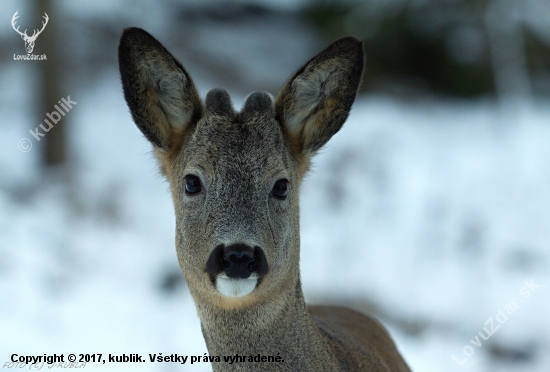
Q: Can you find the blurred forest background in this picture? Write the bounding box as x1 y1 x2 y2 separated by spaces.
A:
1 0 550 371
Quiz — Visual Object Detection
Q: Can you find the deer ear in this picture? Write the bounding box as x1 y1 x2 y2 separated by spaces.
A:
118 27 203 152
275 37 364 156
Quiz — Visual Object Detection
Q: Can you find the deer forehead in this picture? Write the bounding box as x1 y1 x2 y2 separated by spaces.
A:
175 90 292 182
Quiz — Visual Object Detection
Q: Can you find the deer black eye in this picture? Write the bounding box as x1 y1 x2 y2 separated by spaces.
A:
185 175 202 195
271 179 288 199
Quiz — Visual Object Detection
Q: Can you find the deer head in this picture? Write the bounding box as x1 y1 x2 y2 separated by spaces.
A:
12 11 49 54
118 28 364 309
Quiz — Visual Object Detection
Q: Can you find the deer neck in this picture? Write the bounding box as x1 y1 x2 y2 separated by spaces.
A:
195 280 334 369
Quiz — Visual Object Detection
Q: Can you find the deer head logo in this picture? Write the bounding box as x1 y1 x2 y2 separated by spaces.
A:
11 11 49 54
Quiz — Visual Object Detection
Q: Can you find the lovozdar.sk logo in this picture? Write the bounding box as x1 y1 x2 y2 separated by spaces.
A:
11 10 48 60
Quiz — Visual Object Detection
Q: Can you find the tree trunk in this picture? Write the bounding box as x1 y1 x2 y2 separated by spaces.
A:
37 0 66 166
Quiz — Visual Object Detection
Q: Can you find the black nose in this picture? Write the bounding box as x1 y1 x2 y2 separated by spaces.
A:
222 250 255 279
205 243 269 281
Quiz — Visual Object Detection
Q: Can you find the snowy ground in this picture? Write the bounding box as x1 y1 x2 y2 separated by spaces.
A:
1 62 549 371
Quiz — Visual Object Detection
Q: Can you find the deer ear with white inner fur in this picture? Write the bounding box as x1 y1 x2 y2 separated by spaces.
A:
118 27 203 152
275 37 364 156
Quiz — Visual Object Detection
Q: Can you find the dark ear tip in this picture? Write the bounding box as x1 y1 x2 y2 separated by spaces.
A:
121 27 148 36
334 36 364 57
338 36 363 47
120 27 154 45
118 28 167 66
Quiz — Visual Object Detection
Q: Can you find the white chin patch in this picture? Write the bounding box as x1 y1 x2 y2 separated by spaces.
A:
216 273 258 297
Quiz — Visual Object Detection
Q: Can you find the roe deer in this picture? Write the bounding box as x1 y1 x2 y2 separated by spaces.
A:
118 27 410 371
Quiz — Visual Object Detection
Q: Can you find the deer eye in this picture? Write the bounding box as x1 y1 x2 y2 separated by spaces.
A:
271 179 288 199
184 175 203 195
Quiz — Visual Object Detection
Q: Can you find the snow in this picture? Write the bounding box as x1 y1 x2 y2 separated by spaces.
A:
2 66 549 371
298 97 550 371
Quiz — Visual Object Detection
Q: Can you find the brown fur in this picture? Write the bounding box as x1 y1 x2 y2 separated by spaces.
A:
119 27 410 371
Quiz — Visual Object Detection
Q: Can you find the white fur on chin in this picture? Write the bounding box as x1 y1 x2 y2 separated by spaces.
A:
216 273 258 297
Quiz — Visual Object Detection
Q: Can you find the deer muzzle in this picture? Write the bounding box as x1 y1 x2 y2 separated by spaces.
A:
205 244 268 297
